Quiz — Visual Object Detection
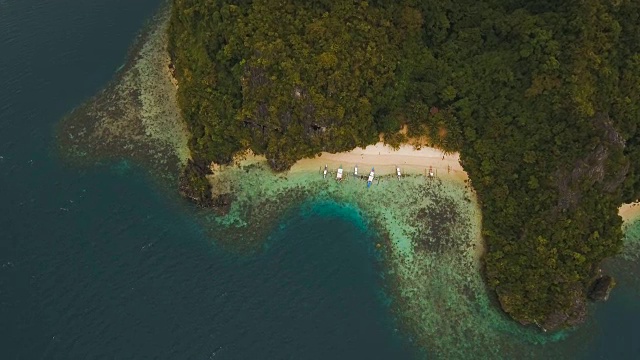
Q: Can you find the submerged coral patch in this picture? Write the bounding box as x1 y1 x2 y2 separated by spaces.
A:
199 164 574 358
621 219 640 262
56 7 189 183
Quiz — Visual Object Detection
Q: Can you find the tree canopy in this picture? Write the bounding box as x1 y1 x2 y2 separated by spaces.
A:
169 0 640 329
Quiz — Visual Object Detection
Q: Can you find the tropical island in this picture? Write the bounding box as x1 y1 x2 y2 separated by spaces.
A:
167 0 640 331
55 0 640 351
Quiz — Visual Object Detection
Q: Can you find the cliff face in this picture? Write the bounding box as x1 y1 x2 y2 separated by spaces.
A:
554 114 628 212
548 114 626 330
533 275 615 331
541 284 588 331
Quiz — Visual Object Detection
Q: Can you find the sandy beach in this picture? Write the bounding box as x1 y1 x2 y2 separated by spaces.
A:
232 143 468 183
293 143 466 179
620 202 640 223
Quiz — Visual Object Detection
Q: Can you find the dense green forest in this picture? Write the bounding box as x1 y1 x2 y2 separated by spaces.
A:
169 0 640 329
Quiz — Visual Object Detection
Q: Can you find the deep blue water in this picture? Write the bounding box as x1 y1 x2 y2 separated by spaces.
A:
1 0 639 359
0 2 412 358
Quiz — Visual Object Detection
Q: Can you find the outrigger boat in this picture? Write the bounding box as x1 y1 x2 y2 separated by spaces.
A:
367 167 375 188
396 166 401 179
336 165 343 181
323 164 328 179
354 164 358 177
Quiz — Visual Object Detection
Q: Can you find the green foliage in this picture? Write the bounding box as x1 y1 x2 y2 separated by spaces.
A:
169 0 434 168
417 0 640 328
169 0 640 328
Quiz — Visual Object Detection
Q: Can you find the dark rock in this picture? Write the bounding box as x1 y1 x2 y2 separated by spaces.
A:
178 159 214 207
267 154 294 172
540 286 587 331
178 159 235 214
496 283 589 332
588 275 616 302
553 112 628 210
210 193 234 216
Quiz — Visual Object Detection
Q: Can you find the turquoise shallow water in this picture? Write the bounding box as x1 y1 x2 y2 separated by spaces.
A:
1 0 640 359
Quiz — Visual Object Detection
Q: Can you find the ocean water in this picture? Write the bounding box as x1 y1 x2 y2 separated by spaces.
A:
1 0 639 359
0 2 412 358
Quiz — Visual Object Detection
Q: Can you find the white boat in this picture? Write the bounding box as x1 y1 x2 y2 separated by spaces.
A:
367 167 375 188
336 166 343 181
323 164 328 179
354 165 358 176
396 166 401 179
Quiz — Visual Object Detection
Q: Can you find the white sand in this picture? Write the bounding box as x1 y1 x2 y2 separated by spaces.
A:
283 143 467 182
230 143 466 181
